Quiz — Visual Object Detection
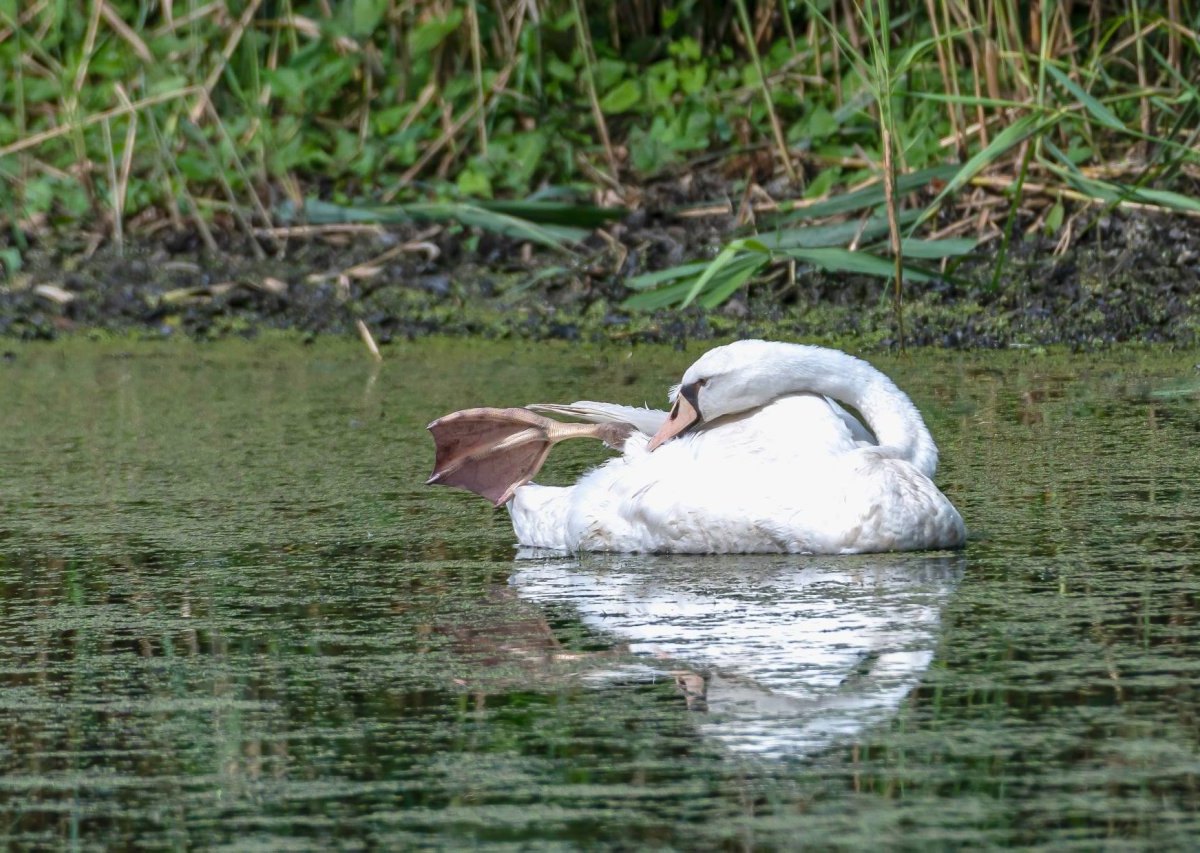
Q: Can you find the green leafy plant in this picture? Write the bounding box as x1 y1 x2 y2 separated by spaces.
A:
0 0 1195 307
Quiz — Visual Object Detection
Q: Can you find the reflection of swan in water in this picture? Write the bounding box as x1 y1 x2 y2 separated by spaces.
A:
510 551 964 757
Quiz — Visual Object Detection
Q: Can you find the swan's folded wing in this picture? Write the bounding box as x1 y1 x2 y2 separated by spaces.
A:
527 401 668 437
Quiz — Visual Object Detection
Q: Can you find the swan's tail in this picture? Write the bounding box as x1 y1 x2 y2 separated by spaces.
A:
509 484 574 551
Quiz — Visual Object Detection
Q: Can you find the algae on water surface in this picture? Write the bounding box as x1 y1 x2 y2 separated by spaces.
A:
1 340 1198 848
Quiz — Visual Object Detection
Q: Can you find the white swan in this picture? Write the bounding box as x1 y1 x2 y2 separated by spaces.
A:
428 340 966 554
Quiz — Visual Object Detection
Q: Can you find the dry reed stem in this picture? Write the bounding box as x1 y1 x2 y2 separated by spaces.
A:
0 86 202 159
253 223 389 239
101 118 122 255
733 0 798 184
734 175 757 228
70 2 103 101
247 10 283 135
189 0 264 123
330 271 382 362
138 101 218 253
107 84 139 254
152 1 222 36
573 154 622 195
264 13 322 39
204 100 276 232
489 0 514 54
99 1 152 62
1135 24 1153 156
881 124 904 351
115 87 137 200
924 0 963 158
675 197 805 219
1167 0 1182 64
949 4 990 150
926 217 978 241
358 54 374 151
467 0 488 156
356 319 383 362
308 240 441 284
198 102 265 259
970 174 1200 218
399 83 439 134
570 0 620 183
0 0 51 47
840 0 862 57
387 64 515 197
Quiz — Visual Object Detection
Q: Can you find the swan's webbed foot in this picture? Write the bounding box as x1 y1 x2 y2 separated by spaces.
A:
427 407 633 506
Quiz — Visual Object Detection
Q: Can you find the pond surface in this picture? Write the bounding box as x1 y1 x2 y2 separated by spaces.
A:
1 339 1198 849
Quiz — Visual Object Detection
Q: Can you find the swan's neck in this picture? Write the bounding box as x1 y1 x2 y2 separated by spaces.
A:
769 346 939 475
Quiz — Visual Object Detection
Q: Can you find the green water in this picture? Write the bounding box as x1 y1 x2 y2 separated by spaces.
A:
1 340 1198 849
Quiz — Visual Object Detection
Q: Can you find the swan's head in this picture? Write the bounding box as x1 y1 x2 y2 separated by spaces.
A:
648 340 798 451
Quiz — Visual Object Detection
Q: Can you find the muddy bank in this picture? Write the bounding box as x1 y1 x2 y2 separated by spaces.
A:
3 200 1199 350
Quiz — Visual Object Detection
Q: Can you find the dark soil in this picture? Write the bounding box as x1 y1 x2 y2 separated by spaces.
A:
4 177 1200 350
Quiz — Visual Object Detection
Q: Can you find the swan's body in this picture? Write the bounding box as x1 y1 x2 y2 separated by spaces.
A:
428 340 966 554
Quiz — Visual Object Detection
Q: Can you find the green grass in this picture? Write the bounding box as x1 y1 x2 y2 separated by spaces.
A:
2 1 1198 319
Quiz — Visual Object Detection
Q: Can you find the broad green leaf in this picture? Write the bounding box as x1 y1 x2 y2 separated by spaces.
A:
783 247 936 283
623 255 768 311
628 125 681 174
478 200 626 227
428 204 586 249
408 11 462 57
351 0 388 36
546 56 575 82
456 168 493 198
595 58 629 91
298 199 586 251
775 165 957 223
1125 186 1200 214
0 247 22 276
1045 199 1065 234
669 36 702 62
1060 173 1200 214
803 167 840 199
679 64 707 95
896 237 977 259
600 80 641 113
622 278 702 310
892 35 942 76
301 198 396 223
680 239 771 307
1045 64 1125 131
910 91 1046 111
1040 137 1082 174
265 68 305 102
767 209 921 250
697 256 769 308
626 262 710 291
798 104 839 141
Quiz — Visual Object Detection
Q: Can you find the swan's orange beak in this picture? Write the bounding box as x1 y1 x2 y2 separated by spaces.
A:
647 394 699 451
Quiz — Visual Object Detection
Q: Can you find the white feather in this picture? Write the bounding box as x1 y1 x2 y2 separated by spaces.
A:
508 341 966 555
